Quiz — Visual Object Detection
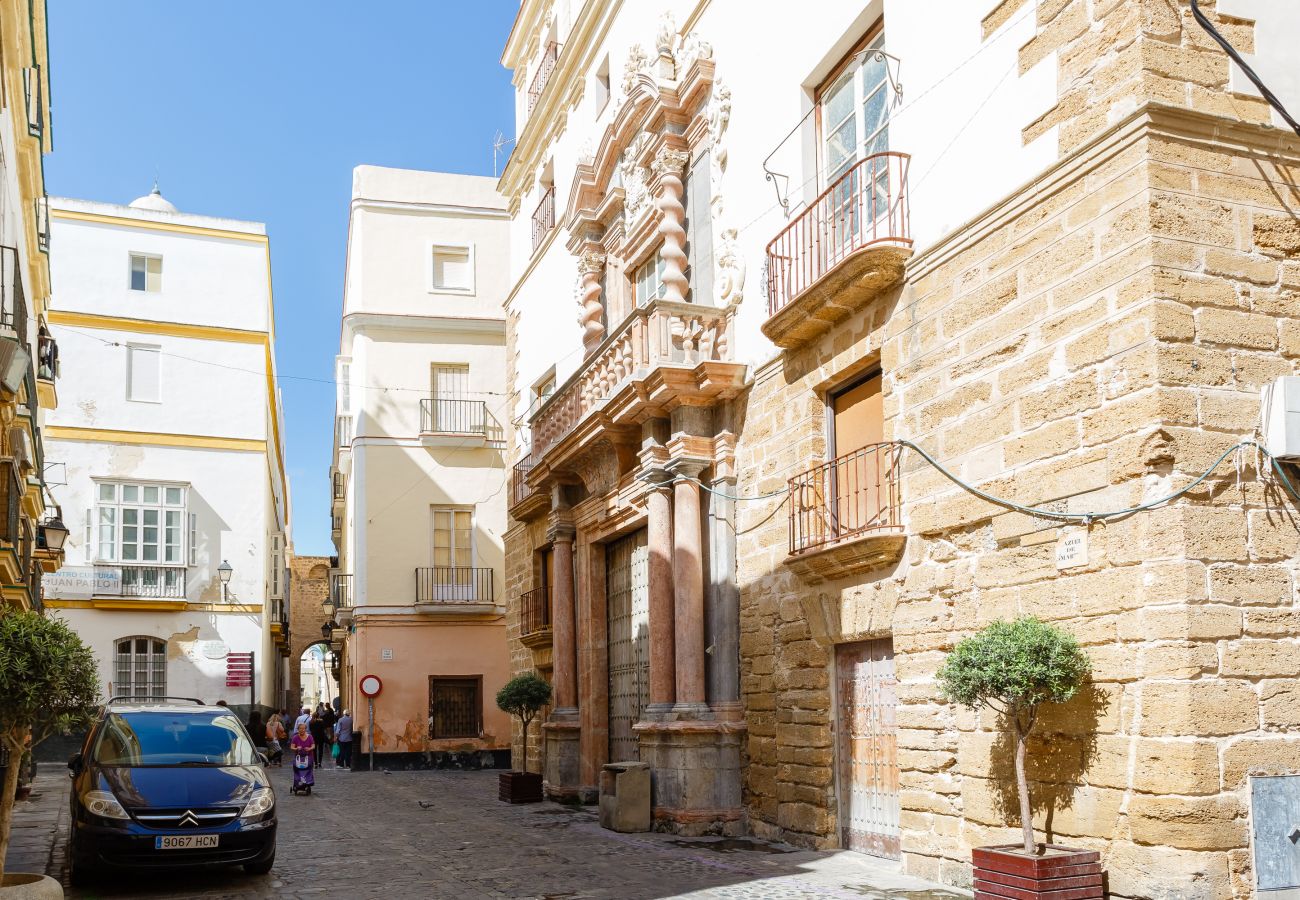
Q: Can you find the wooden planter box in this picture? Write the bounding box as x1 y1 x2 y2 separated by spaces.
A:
973 845 1105 900
498 771 543 804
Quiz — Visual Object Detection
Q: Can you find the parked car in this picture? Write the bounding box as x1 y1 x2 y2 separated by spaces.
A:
67 698 276 885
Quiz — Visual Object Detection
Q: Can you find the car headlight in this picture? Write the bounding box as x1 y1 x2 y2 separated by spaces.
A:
82 790 129 821
241 787 275 821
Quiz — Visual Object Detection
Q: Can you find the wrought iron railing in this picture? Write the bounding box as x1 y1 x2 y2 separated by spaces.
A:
509 451 538 509
333 471 346 500
527 41 560 114
331 573 353 609
0 246 28 345
520 586 550 637
331 514 342 533
416 566 494 604
765 151 911 318
788 442 902 555
420 397 487 435
530 297 735 460
120 566 186 599
532 186 555 254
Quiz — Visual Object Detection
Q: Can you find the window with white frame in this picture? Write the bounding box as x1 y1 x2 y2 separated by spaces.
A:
431 507 473 572
633 251 666 307
129 254 163 293
819 30 890 186
115 636 166 699
269 532 284 599
126 344 161 403
91 482 189 566
431 244 473 293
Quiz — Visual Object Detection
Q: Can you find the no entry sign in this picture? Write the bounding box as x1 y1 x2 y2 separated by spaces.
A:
359 674 382 697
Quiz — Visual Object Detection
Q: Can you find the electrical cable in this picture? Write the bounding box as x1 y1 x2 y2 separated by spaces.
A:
1189 0 1300 136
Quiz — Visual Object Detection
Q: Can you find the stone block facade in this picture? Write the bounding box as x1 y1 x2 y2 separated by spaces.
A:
734 2 1300 894
288 555 331 708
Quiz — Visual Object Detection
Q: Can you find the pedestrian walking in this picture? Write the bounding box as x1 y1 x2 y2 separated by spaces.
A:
289 721 315 795
335 709 354 769
309 711 327 767
294 707 311 731
322 705 337 765
265 714 286 766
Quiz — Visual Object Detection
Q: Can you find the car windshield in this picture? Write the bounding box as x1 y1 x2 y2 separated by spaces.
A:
91 711 259 766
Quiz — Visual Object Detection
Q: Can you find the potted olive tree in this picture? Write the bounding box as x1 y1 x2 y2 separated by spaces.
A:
0 611 99 898
495 673 551 803
937 616 1100 899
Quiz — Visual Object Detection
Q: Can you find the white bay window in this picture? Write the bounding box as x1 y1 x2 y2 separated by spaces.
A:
90 482 192 598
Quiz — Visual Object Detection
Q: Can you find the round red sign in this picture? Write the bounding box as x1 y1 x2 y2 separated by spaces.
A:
359 674 383 697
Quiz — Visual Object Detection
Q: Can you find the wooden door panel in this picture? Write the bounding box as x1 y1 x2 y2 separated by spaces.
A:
836 638 899 860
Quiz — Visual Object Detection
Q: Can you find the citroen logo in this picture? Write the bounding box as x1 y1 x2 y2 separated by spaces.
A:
177 810 200 828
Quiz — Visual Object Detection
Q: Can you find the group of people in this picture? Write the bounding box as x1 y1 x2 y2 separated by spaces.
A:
246 703 356 794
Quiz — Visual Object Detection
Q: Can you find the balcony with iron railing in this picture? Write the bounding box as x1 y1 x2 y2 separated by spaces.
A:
415 566 494 605
508 450 548 521
763 152 912 350
331 573 353 610
531 186 555 255
331 471 346 510
119 566 186 600
419 397 504 448
527 41 560 114
528 297 746 473
785 441 905 583
518 586 551 648
335 414 353 448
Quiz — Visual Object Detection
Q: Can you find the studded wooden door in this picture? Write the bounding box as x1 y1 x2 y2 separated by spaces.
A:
835 638 899 859
606 529 649 762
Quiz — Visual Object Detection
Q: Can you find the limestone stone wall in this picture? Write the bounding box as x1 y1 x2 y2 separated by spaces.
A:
288 555 332 709
504 515 552 772
736 99 1300 898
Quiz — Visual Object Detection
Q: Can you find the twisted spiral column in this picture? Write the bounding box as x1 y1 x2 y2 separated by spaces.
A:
653 149 691 304
576 251 606 354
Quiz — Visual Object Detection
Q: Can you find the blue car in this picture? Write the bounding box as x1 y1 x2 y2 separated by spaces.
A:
67 698 277 885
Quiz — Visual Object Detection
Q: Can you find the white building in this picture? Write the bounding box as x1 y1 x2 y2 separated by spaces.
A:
43 188 291 711
329 166 514 762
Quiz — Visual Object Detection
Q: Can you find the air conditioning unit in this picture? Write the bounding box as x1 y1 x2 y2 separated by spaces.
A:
1260 377 1300 460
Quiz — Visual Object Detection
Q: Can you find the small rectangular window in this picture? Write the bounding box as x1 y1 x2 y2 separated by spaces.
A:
431 245 473 293
188 513 197 565
127 344 161 402
129 254 162 293
428 676 482 739
594 56 611 112
634 252 666 307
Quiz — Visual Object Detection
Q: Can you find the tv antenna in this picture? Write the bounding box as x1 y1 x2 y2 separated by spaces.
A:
492 131 516 177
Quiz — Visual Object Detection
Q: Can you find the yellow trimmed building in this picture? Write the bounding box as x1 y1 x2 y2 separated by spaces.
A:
43 190 292 711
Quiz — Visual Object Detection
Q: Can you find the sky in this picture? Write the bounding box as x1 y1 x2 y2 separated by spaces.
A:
44 1 518 555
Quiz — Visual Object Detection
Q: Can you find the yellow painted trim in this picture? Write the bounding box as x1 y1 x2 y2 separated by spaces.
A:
45 599 264 613
50 208 269 244
45 426 266 453
187 603 262 613
48 310 268 344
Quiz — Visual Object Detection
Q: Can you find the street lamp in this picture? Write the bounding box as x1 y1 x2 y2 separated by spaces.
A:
322 594 335 618
320 619 337 640
217 560 233 602
39 516 69 552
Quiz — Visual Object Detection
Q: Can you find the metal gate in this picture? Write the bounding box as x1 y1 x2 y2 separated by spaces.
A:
607 529 649 762
835 638 899 859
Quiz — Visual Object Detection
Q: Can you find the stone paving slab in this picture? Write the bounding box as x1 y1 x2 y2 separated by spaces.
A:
4 767 971 899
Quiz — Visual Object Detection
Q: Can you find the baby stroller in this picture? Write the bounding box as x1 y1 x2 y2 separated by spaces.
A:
290 750 314 795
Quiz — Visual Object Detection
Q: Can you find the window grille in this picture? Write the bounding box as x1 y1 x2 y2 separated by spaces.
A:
428 677 480 739
114 636 166 699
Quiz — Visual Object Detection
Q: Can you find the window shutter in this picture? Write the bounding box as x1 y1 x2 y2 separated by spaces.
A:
188 513 197 565
85 508 93 556
127 346 161 402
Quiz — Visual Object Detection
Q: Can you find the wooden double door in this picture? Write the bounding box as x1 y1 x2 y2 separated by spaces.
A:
606 529 650 762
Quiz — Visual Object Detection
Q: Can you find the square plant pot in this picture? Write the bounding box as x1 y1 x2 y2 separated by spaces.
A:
973 845 1105 900
498 770 544 804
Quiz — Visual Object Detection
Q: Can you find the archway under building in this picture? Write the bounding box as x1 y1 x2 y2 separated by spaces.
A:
298 640 340 712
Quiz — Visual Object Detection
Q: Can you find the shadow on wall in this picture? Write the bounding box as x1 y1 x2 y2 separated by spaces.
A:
187 488 231 603
985 682 1111 845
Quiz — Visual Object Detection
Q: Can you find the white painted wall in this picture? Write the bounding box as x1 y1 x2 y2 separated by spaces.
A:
1218 0 1300 130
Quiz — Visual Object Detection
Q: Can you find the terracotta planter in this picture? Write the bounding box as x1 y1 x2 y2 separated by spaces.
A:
498 771 543 804
973 845 1104 900
0 873 63 899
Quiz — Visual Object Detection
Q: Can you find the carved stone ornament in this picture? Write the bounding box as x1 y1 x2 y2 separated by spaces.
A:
677 31 714 73
655 11 677 57
576 251 607 351
716 226 745 314
707 78 732 221
651 147 690 177
621 44 651 98
654 149 691 304
619 134 654 228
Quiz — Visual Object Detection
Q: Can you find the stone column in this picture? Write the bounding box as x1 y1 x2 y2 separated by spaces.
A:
707 433 741 719
550 523 578 714
653 148 691 304
670 461 708 714
576 250 606 355
646 473 676 713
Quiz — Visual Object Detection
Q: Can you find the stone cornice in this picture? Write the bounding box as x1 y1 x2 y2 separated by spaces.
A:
342 312 506 340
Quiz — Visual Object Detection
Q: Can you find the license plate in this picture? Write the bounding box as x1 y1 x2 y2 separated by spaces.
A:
155 835 219 850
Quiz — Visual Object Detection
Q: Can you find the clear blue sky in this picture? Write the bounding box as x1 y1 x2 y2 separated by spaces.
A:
45 1 518 556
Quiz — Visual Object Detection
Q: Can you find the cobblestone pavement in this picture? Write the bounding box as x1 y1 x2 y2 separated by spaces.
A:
6 765 970 899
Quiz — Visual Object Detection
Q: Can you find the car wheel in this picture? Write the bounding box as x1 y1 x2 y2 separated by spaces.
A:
245 851 275 875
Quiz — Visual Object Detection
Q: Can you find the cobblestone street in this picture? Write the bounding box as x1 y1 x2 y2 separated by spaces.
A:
5 765 969 899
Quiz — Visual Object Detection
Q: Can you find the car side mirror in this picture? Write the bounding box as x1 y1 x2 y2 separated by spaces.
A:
67 753 82 775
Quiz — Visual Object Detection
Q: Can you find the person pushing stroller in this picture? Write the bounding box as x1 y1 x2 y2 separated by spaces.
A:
290 720 315 795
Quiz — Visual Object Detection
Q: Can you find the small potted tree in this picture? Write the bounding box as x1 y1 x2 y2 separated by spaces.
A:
495 672 551 804
937 616 1099 900
0 611 99 898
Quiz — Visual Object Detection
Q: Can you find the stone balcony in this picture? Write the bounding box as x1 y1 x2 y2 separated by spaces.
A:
526 297 746 482
784 441 905 584
762 152 912 350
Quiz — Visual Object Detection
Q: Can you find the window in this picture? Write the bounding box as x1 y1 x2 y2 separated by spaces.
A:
431 507 473 571
93 481 188 566
336 357 351 414
269 533 283 599
127 344 161 402
129 254 162 293
684 157 712 305
114 636 166 699
428 676 481 739
633 252 666 307
819 30 890 185
533 371 556 406
594 56 611 112
431 244 473 293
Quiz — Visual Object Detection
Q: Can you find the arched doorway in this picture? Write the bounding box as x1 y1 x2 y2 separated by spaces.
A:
298 640 340 712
